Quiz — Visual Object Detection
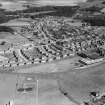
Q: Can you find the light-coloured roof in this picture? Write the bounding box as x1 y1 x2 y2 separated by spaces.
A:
101 8 105 13
0 55 8 61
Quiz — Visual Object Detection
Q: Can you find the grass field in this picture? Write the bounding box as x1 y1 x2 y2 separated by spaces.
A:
0 74 74 105
58 62 105 104
0 56 105 105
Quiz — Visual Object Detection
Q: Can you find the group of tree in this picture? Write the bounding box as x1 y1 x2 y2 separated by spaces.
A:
81 14 105 26
80 6 102 13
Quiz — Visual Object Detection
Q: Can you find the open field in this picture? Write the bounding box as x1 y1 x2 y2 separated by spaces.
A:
0 61 105 105
12 56 78 74
0 1 27 11
0 74 75 105
58 62 105 104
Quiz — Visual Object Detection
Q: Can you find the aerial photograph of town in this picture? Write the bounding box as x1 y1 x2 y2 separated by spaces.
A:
1 0 105 105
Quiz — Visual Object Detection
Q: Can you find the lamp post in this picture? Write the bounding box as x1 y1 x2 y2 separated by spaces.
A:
36 80 38 105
